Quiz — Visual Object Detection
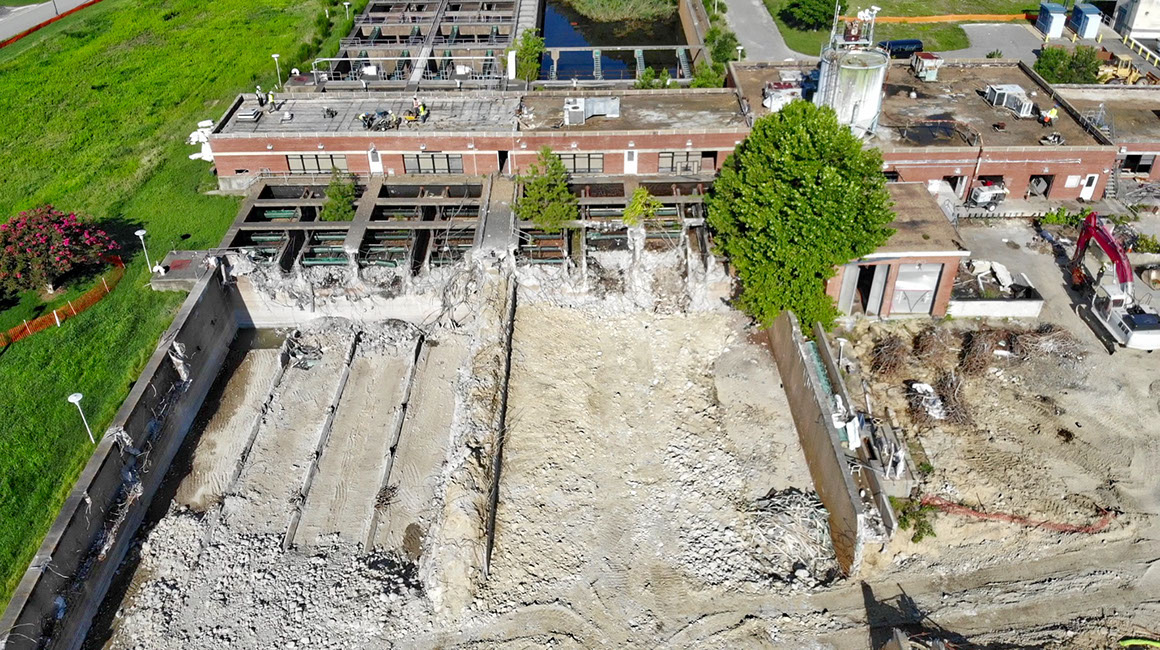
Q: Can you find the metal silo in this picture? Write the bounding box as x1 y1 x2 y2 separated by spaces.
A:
814 46 888 138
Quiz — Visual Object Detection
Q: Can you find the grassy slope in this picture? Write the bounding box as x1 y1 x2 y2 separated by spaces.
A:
0 0 325 608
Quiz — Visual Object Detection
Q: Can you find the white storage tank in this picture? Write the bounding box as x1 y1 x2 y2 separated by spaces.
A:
815 47 889 138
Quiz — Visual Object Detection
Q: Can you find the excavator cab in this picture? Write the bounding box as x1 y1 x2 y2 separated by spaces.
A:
1069 212 1160 352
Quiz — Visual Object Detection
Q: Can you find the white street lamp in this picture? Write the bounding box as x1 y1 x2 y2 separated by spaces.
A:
736 45 744 60
134 228 154 272
67 393 94 444
272 53 282 89
343 1 351 19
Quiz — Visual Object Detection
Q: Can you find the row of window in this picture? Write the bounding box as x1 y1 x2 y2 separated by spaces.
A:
284 151 708 175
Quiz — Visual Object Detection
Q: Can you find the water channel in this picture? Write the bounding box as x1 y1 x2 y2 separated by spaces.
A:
540 0 687 80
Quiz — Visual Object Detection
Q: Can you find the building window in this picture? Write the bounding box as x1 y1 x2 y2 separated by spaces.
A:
287 154 348 174
403 153 464 174
557 153 604 174
1122 154 1155 175
891 263 941 315
658 151 700 174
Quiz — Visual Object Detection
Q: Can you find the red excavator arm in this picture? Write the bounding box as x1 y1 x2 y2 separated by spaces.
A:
1070 211 1134 298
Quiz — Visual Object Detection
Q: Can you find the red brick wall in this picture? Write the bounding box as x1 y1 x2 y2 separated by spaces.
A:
209 131 744 180
882 147 1116 201
1119 142 1160 182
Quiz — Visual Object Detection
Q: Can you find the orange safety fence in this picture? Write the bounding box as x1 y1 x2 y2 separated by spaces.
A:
0 0 109 49
0 255 125 348
841 13 1035 23
921 495 1118 534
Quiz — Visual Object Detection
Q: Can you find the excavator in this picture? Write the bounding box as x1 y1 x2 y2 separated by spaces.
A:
1069 212 1160 353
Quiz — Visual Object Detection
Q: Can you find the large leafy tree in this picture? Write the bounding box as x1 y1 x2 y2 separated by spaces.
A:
707 100 894 328
0 206 118 295
515 146 578 232
783 0 835 30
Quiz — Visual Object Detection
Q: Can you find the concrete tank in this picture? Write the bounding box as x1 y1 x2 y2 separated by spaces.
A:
815 47 888 138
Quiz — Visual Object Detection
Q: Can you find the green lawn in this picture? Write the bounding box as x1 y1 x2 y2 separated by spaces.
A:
0 0 336 609
766 0 979 54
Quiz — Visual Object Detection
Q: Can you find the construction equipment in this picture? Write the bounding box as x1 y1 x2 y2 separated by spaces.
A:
1099 53 1143 85
1069 212 1160 352
965 181 1008 211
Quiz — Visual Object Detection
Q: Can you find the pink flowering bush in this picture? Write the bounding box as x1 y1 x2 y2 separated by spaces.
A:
0 205 118 296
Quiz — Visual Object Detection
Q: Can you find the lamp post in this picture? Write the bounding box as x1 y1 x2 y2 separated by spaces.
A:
343 1 351 19
272 53 282 90
134 228 154 272
736 45 744 60
67 393 94 444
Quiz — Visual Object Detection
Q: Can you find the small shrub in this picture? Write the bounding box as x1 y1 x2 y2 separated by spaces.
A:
515 146 578 232
322 169 357 221
917 461 934 477
508 29 545 84
1040 206 1084 228
623 187 663 227
1135 233 1160 254
986 49 1004 59
890 497 937 543
690 61 726 88
635 66 672 89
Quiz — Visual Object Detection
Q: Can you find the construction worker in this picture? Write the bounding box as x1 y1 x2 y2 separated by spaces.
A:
255 85 265 107
266 90 276 112
1042 105 1059 127
418 101 429 123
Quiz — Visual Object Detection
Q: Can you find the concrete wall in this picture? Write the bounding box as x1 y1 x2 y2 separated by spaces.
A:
947 298 1045 318
766 311 867 575
0 267 239 650
230 274 451 328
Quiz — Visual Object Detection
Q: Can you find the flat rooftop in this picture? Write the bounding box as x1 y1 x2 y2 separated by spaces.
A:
215 90 746 136
217 94 522 135
1054 86 1160 144
877 183 965 255
877 64 1097 148
730 61 1101 149
521 91 746 132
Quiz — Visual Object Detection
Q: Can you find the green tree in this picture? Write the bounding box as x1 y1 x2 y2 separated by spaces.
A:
707 100 895 328
322 169 357 221
782 0 834 30
1034 45 1100 84
509 29 545 84
515 146 578 232
705 24 742 62
690 61 727 88
623 187 663 227
635 67 672 89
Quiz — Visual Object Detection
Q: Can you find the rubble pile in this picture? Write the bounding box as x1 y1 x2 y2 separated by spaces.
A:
749 488 839 587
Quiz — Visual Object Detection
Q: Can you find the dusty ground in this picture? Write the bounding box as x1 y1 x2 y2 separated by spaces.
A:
827 220 1160 646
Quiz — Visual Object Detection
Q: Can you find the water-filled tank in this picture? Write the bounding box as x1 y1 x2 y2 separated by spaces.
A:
815 47 888 138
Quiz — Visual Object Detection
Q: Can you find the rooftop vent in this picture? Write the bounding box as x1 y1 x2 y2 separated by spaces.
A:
563 97 621 126
985 84 1034 119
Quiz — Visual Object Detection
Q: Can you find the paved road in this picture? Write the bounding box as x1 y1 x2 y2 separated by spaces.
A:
720 0 805 62
0 0 90 44
939 23 1044 63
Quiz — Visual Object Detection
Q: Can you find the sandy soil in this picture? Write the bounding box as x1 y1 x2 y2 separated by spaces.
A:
295 343 416 548
174 349 281 512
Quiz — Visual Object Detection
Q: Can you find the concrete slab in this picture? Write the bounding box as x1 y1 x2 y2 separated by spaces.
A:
295 345 415 547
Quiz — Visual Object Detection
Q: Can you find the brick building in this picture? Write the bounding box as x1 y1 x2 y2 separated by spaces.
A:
731 60 1119 203
208 89 748 191
825 183 969 318
1055 85 1160 187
